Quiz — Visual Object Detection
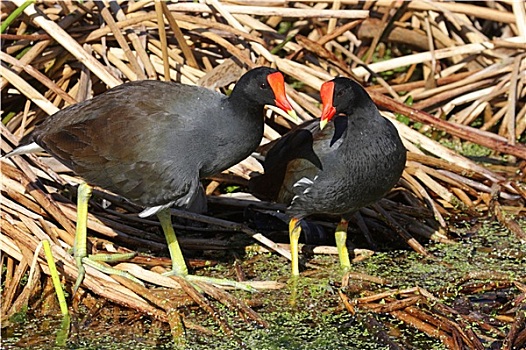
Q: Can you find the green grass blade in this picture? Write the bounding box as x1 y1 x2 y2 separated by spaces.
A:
1 0 35 34
42 239 69 316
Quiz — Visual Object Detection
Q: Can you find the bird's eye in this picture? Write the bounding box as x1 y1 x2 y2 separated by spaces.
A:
260 83 267 89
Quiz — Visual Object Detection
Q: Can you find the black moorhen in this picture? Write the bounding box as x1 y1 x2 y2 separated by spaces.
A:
250 77 406 276
5 67 296 291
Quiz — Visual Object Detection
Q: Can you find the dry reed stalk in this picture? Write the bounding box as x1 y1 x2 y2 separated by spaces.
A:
0 65 59 115
9 0 121 87
96 2 146 80
168 2 369 19
342 283 524 349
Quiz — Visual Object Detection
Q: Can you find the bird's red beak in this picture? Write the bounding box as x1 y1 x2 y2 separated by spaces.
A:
320 81 336 130
267 72 298 119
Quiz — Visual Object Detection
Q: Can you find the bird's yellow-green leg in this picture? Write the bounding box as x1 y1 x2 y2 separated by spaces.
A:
72 183 144 293
335 218 351 272
156 208 256 292
73 183 91 293
156 208 188 276
289 217 302 277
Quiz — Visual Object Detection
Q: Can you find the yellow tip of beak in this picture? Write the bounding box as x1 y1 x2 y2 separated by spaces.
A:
287 109 299 121
320 118 328 130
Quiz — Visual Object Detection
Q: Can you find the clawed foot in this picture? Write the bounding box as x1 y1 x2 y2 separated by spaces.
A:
162 270 257 293
72 184 255 294
73 252 143 292
73 252 256 293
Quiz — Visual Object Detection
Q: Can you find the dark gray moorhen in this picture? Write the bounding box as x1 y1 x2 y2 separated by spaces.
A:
250 77 406 276
5 67 296 291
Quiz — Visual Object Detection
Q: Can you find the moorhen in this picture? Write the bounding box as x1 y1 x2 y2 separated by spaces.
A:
250 77 406 276
5 67 296 291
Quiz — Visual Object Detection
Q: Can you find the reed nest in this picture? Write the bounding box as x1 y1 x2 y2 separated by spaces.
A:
1 0 525 347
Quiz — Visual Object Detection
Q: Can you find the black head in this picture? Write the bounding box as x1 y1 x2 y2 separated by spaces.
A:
230 67 295 117
319 77 373 129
